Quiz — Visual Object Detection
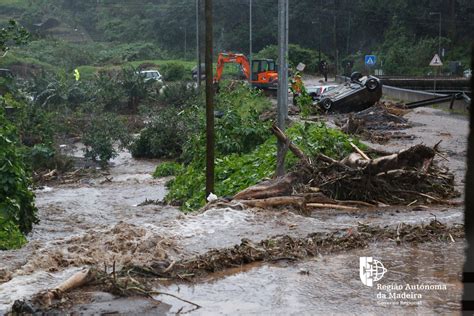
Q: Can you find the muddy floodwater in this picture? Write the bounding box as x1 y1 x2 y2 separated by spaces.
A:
155 242 463 315
0 105 468 314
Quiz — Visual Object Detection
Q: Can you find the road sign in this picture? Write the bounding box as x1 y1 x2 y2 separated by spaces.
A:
365 55 376 66
429 54 443 67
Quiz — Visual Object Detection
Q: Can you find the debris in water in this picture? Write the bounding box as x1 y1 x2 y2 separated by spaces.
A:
231 125 458 210
10 220 462 314
337 101 412 143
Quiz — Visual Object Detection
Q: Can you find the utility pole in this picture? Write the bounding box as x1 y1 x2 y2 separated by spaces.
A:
205 0 214 197
276 0 289 177
196 0 201 86
333 1 338 79
346 12 351 57
319 0 323 65
249 0 252 82
462 43 474 316
429 12 442 56
184 25 187 59
318 18 322 65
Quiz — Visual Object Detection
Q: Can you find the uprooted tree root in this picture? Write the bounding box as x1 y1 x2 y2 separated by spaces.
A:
232 125 460 210
309 161 457 205
13 220 463 314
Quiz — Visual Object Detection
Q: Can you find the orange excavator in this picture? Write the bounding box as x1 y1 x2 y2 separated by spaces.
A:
213 52 278 90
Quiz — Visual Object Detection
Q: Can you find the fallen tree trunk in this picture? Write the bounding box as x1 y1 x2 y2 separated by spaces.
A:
34 269 92 308
307 203 358 211
271 124 310 165
239 196 305 209
233 172 298 200
341 144 436 174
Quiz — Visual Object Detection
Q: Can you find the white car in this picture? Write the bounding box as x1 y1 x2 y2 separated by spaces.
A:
139 70 163 83
464 69 472 79
306 84 339 100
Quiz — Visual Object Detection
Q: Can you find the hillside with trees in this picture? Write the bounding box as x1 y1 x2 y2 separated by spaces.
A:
1 0 473 75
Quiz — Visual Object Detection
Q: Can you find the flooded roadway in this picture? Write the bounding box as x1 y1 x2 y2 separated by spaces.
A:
0 104 468 314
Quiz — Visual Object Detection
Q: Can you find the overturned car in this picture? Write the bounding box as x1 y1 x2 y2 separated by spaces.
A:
315 73 382 112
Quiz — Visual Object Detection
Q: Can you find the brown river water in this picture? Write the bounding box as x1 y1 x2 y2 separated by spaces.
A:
0 106 468 314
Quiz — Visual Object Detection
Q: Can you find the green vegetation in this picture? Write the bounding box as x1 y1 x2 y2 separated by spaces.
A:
166 121 364 211
4 1 471 75
0 107 38 250
153 162 183 178
130 103 201 159
0 19 29 52
130 81 362 212
160 62 187 81
131 82 271 161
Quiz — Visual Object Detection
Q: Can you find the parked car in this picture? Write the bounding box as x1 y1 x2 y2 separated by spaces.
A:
316 73 382 112
139 70 163 83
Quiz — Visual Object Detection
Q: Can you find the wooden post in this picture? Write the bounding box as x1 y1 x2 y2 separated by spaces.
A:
276 0 289 177
205 0 214 197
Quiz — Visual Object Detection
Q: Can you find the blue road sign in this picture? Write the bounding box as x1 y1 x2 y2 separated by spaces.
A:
365 55 376 66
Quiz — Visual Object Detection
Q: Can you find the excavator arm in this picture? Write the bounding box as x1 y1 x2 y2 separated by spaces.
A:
214 52 251 83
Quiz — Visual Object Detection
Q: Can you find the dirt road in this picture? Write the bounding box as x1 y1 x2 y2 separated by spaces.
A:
0 103 468 314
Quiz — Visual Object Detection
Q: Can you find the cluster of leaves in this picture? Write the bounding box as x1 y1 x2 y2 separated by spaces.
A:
0 19 29 53
166 121 364 211
156 82 198 108
160 62 187 81
180 107 271 165
80 107 132 166
0 107 38 250
295 94 314 118
153 162 183 178
130 102 202 159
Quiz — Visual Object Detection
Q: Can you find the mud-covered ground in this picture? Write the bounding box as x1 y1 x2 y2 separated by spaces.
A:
0 94 468 314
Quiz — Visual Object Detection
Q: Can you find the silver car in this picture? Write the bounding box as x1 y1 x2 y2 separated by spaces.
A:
139 70 163 83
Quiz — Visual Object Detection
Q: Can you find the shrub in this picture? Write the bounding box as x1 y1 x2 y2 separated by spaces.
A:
153 162 183 177
22 144 73 172
80 107 132 166
93 71 127 112
121 66 155 112
0 107 38 249
0 217 27 250
160 62 187 81
158 82 198 108
130 104 203 159
180 108 271 164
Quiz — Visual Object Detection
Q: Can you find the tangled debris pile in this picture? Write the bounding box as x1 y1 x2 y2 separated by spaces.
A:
14 222 176 277
231 124 458 210
337 101 412 143
12 220 463 314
